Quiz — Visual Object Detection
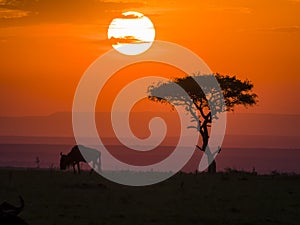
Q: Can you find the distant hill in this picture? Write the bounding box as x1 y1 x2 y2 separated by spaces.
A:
0 112 299 148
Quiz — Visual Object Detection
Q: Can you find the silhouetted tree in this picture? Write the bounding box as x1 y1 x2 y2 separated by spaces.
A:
148 73 258 173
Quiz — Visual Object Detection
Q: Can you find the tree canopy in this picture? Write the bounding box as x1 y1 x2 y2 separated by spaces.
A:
148 73 257 113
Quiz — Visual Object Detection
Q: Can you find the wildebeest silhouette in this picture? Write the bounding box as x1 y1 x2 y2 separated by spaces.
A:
60 145 101 174
0 196 28 225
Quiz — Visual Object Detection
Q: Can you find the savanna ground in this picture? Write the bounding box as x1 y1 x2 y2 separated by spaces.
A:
0 168 299 225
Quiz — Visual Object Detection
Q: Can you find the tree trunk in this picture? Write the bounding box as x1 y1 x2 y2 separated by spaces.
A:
208 159 217 174
206 149 217 174
201 127 217 173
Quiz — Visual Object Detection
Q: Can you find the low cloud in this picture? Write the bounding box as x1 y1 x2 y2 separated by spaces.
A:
117 14 142 19
109 36 150 45
0 8 30 19
206 6 252 14
261 26 300 33
0 0 144 26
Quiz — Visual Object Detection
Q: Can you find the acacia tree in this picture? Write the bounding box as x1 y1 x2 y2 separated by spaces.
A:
148 73 258 173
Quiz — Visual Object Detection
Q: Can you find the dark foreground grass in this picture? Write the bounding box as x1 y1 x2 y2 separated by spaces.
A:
0 168 299 225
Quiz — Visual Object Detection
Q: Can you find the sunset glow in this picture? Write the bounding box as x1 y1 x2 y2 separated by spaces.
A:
0 0 299 116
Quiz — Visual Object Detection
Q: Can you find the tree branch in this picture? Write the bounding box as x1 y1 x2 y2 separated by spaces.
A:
212 146 222 157
186 100 200 132
196 145 204 152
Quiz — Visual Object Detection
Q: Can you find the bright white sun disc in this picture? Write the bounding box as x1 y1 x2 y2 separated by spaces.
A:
107 11 155 55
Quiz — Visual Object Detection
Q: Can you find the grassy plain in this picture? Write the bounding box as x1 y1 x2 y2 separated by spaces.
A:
0 168 299 225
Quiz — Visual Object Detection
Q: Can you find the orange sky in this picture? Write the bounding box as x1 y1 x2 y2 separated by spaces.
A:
0 0 300 116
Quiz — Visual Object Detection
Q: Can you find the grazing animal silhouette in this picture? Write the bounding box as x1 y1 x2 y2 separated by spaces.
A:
60 145 101 174
0 196 28 225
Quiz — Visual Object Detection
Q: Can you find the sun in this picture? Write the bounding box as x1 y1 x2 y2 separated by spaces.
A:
107 11 155 55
